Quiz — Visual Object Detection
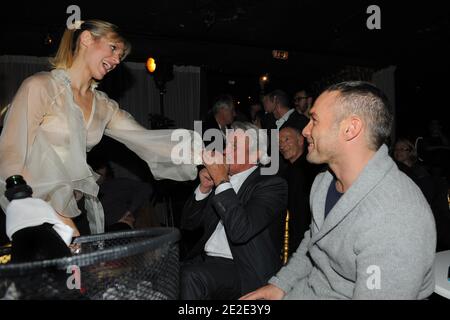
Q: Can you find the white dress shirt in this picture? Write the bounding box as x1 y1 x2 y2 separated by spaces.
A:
194 166 258 259
217 121 227 140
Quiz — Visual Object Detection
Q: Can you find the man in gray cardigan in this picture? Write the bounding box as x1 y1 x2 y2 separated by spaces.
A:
242 81 436 300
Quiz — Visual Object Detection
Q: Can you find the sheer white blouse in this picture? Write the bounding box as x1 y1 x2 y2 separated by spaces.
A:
0 69 201 233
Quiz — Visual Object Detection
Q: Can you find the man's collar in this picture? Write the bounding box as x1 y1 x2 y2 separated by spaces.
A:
276 108 295 127
229 165 258 182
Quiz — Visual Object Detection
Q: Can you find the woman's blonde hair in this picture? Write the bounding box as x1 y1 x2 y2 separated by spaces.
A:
50 19 131 70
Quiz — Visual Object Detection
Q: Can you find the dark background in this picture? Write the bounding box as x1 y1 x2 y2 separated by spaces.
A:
0 0 449 137
0 0 449 255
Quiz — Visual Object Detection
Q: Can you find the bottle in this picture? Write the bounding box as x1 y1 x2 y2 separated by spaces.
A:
4 175 32 201
4 175 72 263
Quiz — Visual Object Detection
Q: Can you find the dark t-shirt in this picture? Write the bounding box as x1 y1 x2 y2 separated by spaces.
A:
325 179 343 219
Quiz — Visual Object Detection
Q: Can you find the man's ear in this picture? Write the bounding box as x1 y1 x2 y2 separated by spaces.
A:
79 30 94 48
343 116 363 141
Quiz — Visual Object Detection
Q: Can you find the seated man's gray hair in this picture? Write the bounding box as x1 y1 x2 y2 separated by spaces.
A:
230 121 270 165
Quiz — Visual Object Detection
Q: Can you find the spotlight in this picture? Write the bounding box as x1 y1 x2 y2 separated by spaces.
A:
259 73 270 92
146 57 156 73
44 33 53 45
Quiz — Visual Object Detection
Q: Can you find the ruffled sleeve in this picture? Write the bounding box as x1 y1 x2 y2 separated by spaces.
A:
0 73 94 227
0 74 50 181
104 100 202 181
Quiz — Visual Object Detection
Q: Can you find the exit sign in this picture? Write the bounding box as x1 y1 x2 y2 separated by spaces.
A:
272 50 289 60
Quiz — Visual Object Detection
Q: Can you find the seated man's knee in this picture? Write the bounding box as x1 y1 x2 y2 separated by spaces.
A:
180 263 209 300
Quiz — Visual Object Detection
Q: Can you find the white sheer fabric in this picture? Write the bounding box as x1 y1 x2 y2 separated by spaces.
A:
0 68 202 233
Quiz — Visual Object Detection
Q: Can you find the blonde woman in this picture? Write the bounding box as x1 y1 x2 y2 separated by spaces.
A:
0 20 200 237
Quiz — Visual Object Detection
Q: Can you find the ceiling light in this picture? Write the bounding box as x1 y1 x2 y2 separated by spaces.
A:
146 57 156 73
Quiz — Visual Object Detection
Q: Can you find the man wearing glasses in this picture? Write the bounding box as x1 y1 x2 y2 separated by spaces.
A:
294 89 314 118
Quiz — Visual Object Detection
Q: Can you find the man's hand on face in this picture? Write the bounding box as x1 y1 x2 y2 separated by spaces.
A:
202 150 229 186
198 168 215 194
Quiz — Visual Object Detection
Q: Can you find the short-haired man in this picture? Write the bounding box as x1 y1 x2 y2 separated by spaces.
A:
202 94 236 151
293 89 314 117
263 89 308 130
262 90 309 174
180 122 288 299
242 81 436 300
278 125 321 257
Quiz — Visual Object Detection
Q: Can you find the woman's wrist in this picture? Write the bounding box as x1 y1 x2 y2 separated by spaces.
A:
56 212 80 237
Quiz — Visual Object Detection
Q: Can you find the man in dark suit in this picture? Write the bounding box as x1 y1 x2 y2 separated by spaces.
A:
202 94 236 152
293 89 314 118
262 90 309 131
180 121 288 300
262 90 309 174
277 125 322 257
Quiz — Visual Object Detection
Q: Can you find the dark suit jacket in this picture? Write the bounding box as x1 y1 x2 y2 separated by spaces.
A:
280 110 309 132
181 167 288 294
277 153 321 255
260 112 276 158
261 112 276 131
202 113 227 151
